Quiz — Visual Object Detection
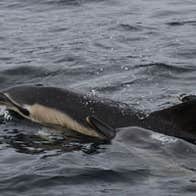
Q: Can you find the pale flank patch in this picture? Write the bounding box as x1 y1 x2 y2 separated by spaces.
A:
25 104 101 138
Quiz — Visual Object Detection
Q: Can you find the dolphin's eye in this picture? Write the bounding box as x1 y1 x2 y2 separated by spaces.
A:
19 107 30 116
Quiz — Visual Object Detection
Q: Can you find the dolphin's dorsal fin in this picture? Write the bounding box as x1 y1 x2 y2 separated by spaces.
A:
145 99 196 143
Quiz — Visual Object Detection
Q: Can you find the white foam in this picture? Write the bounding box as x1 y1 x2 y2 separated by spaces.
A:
37 127 64 141
0 106 6 115
151 132 178 144
0 106 13 121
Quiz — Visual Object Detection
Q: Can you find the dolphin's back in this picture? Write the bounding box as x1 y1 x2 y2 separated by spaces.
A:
143 100 196 143
3 85 142 128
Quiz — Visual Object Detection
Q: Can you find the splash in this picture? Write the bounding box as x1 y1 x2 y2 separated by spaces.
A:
151 132 178 144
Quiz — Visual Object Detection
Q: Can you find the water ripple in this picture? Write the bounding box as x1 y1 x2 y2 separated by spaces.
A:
166 20 196 26
0 0 196 195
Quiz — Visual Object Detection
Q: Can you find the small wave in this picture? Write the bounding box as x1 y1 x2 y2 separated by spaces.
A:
175 48 196 59
94 78 143 93
166 20 196 26
48 27 68 33
95 85 122 93
113 23 157 33
43 0 83 6
1 66 48 76
53 55 79 64
135 63 194 73
0 168 150 192
117 24 143 32
38 0 106 7
0 57 13 61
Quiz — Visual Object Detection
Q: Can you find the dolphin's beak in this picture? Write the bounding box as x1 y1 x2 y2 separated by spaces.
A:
0 92 10 106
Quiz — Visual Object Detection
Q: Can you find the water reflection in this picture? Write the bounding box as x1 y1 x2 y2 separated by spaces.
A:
0 114 107 155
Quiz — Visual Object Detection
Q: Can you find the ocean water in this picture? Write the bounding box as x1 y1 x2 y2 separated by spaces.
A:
0 0 196 195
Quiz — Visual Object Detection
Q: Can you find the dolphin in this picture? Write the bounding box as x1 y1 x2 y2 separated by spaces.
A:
0 85 196 143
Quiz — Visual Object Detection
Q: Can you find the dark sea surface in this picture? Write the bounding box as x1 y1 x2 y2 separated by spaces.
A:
0 0 196 195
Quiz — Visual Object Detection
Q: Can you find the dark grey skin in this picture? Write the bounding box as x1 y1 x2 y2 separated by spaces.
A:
142 99 196 144
0 85 196 143
1 85 142 127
